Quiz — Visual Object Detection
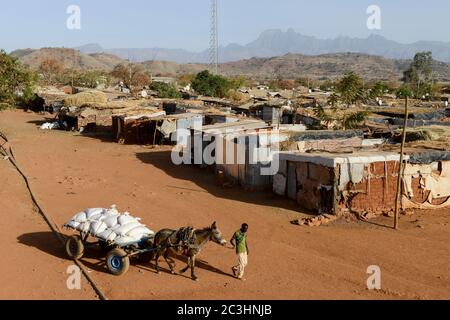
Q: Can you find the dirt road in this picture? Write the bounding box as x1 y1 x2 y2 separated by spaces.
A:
0 109 449 300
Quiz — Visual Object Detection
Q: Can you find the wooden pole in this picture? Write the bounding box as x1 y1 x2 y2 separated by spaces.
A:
152 121 158 148
394 96 409 230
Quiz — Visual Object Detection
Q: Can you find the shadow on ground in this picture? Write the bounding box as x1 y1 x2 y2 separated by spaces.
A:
136 150 312 215
17 232 234 279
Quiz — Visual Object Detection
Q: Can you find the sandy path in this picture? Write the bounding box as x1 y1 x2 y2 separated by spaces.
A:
0 138 96 299
0 109 449 300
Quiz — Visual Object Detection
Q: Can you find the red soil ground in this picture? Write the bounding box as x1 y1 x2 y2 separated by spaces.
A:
0 109 449 300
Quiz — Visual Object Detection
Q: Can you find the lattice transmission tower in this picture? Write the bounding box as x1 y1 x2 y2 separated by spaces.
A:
209 0 219 74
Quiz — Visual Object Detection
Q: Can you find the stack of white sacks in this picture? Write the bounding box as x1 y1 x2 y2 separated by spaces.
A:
64 205 155 246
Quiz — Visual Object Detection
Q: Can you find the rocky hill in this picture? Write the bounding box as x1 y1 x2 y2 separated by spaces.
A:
12 48 123 71
76 29 450 63
12 48 450 81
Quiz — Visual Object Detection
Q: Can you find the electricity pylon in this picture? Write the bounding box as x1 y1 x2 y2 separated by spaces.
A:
209 0 219 74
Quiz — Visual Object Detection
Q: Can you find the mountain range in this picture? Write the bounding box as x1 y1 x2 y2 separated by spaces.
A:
11 48 450 82
9 29 450 81
75 29 450 63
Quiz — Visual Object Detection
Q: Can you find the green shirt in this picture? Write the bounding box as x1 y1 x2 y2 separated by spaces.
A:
234 230 247 254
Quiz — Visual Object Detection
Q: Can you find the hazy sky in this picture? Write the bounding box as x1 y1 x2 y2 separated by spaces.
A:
1 0 449 52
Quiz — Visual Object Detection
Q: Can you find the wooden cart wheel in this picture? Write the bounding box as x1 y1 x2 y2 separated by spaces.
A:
65 235 84 260
106 248 130 276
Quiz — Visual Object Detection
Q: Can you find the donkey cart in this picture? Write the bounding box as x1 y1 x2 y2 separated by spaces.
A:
65 231 155 276
64 206 156 276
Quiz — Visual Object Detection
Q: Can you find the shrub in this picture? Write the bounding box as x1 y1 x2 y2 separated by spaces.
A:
0 50 35 105
151 82 181 99
192 70 234 98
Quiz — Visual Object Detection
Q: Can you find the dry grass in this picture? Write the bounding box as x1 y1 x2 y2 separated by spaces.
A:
401 126 450 150
63 91 108 107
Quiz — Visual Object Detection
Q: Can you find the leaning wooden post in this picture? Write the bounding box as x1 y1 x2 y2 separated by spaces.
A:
394 96 409 230
152 120 158 148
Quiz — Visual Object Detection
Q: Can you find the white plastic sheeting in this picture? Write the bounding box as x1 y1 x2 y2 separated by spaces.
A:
40 122 61 130
64 205 154 246
403 161 450 207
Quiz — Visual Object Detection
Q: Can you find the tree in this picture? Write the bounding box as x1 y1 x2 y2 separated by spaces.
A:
177 73 195 87
228 75 249 89
191 70 234 98
296 77 312 88
0 50 36 107
151 82 181 99
343 111 369 130
335 72 366 106
396 84 413 99
68 70 111 89
39 58 65 85
369 81 388 99
327 93 340 107
313 103 368 130
268 79 280 91
111 63 150 94
278 79 295 90
403 51 433 98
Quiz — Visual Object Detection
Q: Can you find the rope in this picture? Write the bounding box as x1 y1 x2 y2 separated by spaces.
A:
0 130 107 300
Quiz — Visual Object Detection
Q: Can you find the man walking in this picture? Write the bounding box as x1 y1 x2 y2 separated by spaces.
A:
230 223 249 280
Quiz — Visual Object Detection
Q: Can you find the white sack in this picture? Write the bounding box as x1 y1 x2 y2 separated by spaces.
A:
103 215 119 228
118 215 138 225
66 220 80 229
77 221 91 233
89 221 108 236
85 208 105 219
114 236 137 246
115 222 142 236
127 226 154 238
72 212 87 223
106 205 119 215
97 230 117 242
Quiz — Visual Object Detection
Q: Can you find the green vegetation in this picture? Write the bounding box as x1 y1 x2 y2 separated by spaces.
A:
191 70 240 98
67 70 111 89
151 82 181 99
343 111 370 130
177 74 195 87
334 72 366 106
396 84 413 99
0 50 36 108
402 51 433 99
368 81 389 99
313 104 332 123
313 103 369 130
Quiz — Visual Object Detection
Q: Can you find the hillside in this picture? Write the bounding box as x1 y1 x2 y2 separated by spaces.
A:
76 30 450 63
16 48 123 71
13 48 450 81
141 53 450 82
220 53 408 80
140 60 205 76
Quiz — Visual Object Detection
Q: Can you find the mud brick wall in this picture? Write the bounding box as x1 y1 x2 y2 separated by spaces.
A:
339 160 450 215
296 162 337 213
340 161 399 215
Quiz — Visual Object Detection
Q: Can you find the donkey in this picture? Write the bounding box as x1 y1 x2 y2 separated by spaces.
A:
152 222 227 281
